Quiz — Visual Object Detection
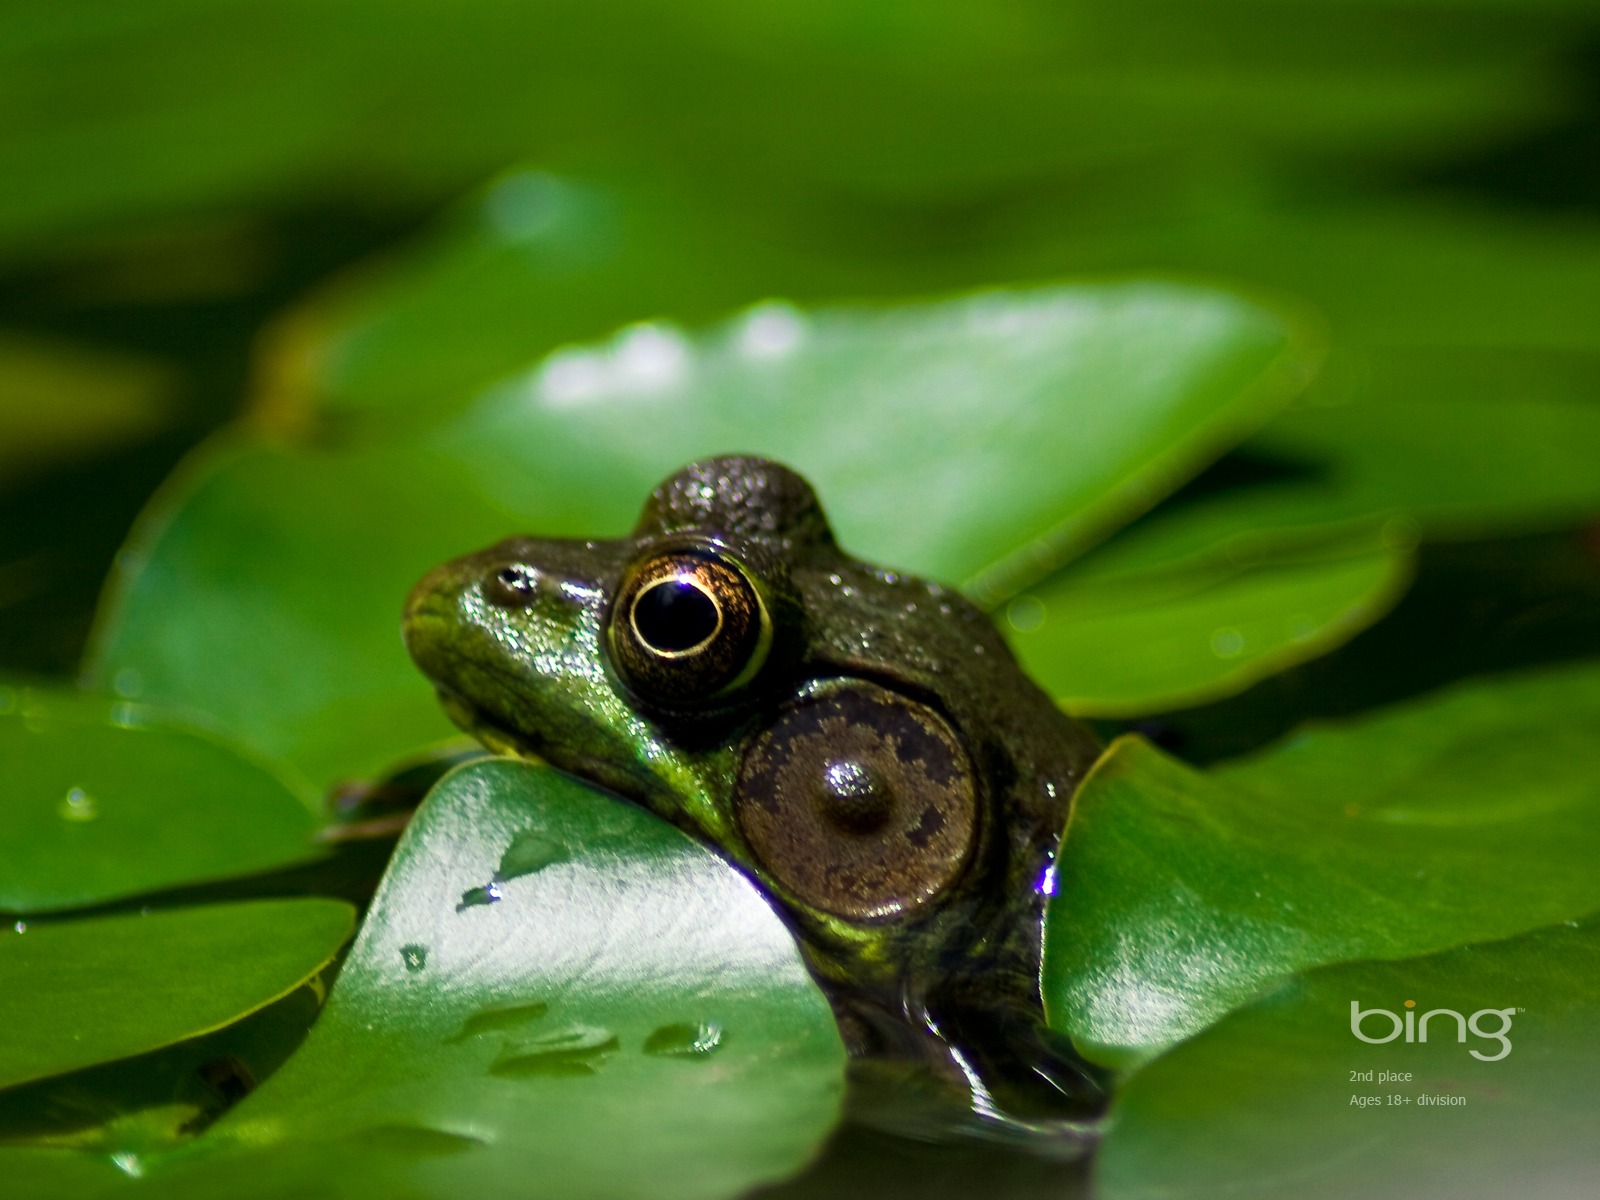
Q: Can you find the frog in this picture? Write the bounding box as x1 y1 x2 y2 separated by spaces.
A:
403 455 1107 1137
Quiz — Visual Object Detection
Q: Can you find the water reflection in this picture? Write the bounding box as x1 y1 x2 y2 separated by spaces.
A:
753 1120 1093 1200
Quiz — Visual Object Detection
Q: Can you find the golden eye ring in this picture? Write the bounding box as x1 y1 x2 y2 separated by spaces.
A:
608 549 771 706
628 572 724 659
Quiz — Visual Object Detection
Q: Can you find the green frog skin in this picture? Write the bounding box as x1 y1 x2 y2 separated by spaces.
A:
404 455 1105 1130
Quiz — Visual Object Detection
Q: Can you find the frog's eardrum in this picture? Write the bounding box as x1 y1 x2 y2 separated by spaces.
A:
735 681 979 922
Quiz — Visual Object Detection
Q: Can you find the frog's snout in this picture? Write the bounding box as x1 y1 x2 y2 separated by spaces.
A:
401 559 470 685
404 561 459 625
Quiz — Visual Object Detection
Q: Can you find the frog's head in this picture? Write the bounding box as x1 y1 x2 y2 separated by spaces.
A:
405 456 1102 1110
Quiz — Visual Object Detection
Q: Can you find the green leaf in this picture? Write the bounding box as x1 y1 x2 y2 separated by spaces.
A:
1012 195 1600 555
1042 661 1600 1067
1002 506 1415 716
89 282 1312 786
1050 200 1600 354
1039 203 1600 536
0 1149 129 1200
0 899 353 1091
0 4 1569 256
439 282 1313 602
1096 915 1600 1200
1247 383 1600 540
0 984 323 1158
97 759 844 1200
0 684 323 913
84 434 519 784
264 171 860 425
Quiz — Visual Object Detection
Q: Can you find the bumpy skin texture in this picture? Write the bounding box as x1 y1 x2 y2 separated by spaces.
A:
404 456 1104 1120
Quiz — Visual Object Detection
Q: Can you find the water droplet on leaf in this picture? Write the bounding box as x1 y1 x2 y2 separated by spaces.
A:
455 881 503 912
399 944 428 972
643 1021 724 1057
58 787 98 822
455 830 568 912
1210 627 1245 658
1005 596 1046 633
489 1024 617 1077
445 1001 549 1043
348 1125 484 1156
497 829 568 880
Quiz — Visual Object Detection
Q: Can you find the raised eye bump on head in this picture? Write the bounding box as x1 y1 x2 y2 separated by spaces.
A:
607 548 771 706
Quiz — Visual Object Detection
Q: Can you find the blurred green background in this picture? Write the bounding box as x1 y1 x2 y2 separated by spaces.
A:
6 0 1600 702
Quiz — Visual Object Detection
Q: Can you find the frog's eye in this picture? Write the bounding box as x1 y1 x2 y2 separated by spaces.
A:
734 682 979 922
608 551 771 705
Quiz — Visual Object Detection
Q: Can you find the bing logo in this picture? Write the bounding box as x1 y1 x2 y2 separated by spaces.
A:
1350 999 1517 1061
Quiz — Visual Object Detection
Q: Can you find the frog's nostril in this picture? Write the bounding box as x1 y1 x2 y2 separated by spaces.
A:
485 562 539 608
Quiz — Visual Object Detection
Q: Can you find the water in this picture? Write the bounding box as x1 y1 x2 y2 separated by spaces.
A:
496 829 569 880
643 1021 723 1057
445 1001 550 1043
455 881 503 911
58 786 98 822
346 1125 483 1156
488 1024 618 1077
455 829 568 911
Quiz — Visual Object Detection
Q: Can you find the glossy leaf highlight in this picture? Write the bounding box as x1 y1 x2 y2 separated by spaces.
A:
0 899 353 1091
109 759 844 1200
1043 662 1600 1066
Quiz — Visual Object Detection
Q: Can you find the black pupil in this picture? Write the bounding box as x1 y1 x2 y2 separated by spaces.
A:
633 578 720 653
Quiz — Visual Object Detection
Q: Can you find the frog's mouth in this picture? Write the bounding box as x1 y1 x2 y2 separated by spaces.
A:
429 683 668 818
433 687 534 759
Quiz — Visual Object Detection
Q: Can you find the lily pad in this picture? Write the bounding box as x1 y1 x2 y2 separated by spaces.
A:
0 5 1565 256
1042 661 1600 1067
0 1149 130 1200
0 984 324 1158
0 684 322 913
89 282 1312 787
85 435 496 785
1047 200 1600 354
1246 386 1600 540
1096 915 1600 1200
1040 202 1600 535
440 282 1313 602
0 899 353 1091
262 170 864 425
90 758 845 1200
1003 504 1414 716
